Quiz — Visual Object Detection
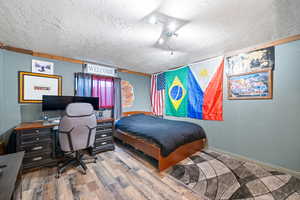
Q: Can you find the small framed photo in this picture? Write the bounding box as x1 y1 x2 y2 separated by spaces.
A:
18 71 62 103
32 59 54 75
228 69 273 100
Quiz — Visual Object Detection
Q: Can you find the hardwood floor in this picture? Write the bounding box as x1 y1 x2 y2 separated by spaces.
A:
19 146 205 200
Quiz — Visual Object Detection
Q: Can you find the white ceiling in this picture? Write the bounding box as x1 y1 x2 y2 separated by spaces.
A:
0 0 300 73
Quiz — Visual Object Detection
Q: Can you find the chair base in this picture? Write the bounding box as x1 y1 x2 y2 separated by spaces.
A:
56 151 97 178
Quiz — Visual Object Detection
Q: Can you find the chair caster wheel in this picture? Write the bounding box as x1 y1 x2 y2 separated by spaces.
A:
56 173 61 179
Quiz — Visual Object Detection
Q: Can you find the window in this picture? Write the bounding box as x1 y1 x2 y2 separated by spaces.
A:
92 76 114 109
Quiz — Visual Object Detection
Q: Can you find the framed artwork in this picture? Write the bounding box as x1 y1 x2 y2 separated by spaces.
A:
227 69 273 100
18 71 62 103
121 80 135 108
226 47 274 75
32 59 54 75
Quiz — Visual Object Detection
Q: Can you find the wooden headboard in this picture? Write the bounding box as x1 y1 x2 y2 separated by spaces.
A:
122 111 153 117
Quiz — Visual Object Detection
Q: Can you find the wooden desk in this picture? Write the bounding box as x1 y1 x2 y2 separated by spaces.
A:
14 118 114 171
0 151 24 200
15 118 114 130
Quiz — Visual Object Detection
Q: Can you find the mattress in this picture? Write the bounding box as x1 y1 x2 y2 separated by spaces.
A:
115 114 206 157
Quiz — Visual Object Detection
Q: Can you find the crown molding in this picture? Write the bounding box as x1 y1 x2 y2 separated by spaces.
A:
0 43 150 77
118 68 150 77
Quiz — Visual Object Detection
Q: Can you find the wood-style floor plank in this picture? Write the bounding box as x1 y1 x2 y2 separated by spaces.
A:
18 146 203 200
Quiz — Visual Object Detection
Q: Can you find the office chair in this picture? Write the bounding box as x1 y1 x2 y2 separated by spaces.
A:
57 103 97 178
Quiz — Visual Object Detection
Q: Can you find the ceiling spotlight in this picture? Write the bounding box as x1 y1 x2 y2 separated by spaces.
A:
168 22 177 32
149 16 157 24
158 38 164 44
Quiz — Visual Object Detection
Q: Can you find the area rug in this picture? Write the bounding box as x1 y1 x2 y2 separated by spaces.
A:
167 149 300 200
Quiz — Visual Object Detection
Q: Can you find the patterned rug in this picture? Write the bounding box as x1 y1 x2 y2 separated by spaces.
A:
167 150 300 200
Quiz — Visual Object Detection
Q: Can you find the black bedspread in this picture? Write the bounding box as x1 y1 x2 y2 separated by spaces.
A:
115 114 206 157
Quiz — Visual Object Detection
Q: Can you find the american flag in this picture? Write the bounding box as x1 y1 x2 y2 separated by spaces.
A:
151 73 165 116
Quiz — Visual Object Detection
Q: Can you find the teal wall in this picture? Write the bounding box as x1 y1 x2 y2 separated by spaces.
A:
0 50 151 141
166 40 300 172
0 50 82 140
118 72 151 112
0 50 4 136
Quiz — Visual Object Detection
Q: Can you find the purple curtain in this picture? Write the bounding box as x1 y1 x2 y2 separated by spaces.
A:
92 76 114 109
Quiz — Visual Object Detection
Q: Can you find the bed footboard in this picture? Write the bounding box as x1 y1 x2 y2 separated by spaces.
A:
114 129 206 171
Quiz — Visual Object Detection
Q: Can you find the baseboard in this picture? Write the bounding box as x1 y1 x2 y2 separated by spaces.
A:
210 147 300 179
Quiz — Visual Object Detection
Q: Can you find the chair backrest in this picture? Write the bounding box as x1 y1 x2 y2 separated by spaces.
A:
59 103 97 152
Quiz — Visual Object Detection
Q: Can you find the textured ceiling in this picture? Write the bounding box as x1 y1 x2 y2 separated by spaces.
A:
0 0 300 73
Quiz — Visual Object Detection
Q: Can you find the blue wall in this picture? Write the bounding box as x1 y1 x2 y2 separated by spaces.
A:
166 40 300 172
118 72 151 112
0 50 151 141
0 50 4 136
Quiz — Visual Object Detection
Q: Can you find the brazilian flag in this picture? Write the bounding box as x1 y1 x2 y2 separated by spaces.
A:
165 67 188 117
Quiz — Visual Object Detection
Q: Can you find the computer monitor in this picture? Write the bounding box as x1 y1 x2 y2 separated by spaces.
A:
74 96 99 110
42 95 99 111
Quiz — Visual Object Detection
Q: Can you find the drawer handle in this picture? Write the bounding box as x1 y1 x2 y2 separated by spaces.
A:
36 138 40 141
101 134 107 137
35 130 39 133
32 157 43 161
32 146 43 151
101 142 107 145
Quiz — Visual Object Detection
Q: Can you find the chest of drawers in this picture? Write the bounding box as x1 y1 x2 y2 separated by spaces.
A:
90 119 115 155
15 127 56 170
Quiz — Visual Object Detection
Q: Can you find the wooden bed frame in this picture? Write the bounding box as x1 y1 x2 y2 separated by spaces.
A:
114 111 206 171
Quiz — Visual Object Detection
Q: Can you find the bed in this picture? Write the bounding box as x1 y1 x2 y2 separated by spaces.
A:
114 111 207 171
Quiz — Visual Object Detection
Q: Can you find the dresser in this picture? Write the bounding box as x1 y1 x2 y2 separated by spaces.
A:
14 118 114 171
15 123 57 170
90 118 115 155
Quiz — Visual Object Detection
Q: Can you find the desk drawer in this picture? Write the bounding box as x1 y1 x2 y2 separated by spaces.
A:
95 130 112 139
20 142 52 154
95 137 113 147
20 134 52 144
92 144 115 154
24 151 52 164
21 128 52 135
96 123 113 130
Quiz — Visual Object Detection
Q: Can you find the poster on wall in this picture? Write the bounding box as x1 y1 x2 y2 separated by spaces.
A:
226 47 274 75
18 71 62 103
121 80 134 108
32 59 54 75
228 69 273 100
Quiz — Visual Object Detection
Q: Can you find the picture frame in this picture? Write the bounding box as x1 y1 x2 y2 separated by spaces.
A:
227 69 273 100
18 71 62 103
32 59 54 75
226 46 274 75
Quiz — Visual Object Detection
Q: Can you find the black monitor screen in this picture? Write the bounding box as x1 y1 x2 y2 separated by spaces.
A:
42 95 99 111
74 97 99 110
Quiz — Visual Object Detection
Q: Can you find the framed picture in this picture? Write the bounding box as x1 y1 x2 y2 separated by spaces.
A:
227 69 273 100
226 47 274 75
32 59 54 75
18 71 62 103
